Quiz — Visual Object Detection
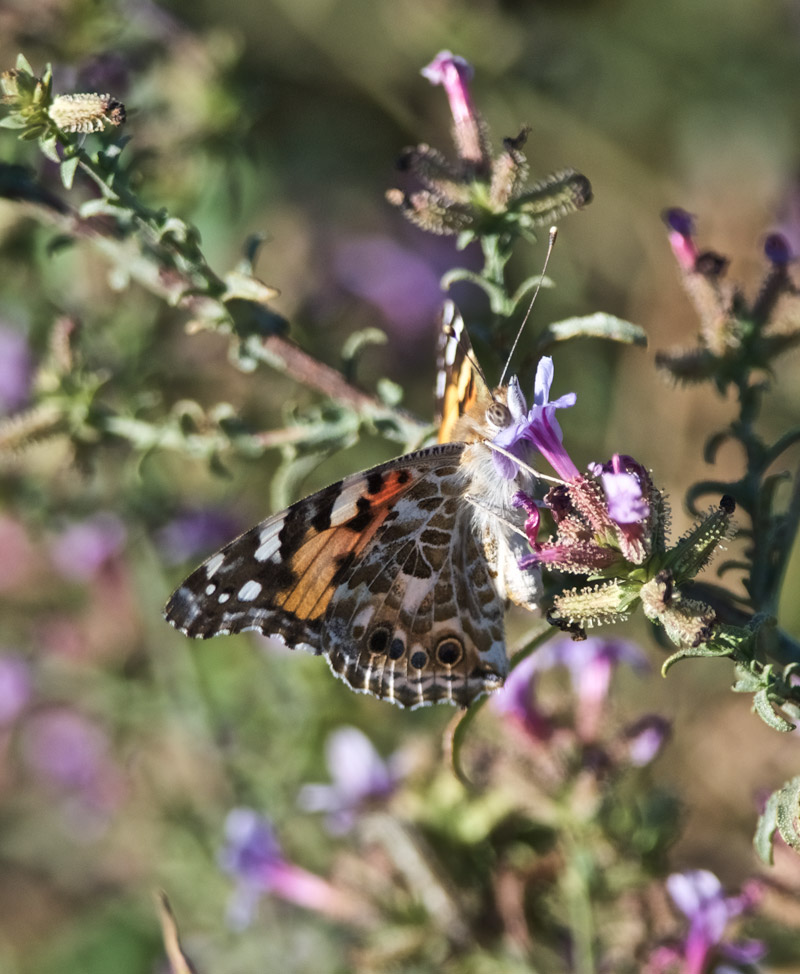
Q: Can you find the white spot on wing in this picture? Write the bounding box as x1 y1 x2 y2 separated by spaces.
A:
206 553 224 577
205 583 216 595
218 592 230 603
238 580 263 602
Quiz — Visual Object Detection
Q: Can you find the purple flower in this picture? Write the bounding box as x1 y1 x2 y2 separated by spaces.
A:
297 726 400 834
649 870 765 974
491 652 553 741
22 708 108 790
0 326 33 413
156 508 240 565
496 636 649 742
50 513 126 581
220 808 349 929
0 653 32 725
491 358 579 482
421 51 489 171
600 469 648 525
620 714 671 766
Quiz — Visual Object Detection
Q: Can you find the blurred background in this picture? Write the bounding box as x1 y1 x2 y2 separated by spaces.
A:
1 0 800 970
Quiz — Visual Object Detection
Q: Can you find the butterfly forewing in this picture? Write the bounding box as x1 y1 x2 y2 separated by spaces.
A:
435 302 484 444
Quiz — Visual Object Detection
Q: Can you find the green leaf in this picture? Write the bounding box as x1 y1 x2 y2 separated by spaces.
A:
753 787 781 864
536 313 648 349
661 641 732 675
376 377 403 407
222 270 279 305
59 155 79 190
341 327 387 382
776 776 800 855
753 688 795 732
0 114 28 129
15 52 34 75
441 267 511 315
39 135 60 162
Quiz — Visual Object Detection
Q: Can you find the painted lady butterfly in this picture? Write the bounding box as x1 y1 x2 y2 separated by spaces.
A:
165 303 542 708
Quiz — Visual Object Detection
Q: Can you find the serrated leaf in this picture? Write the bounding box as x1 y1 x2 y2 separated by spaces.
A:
753 688 795 732
537 313 647 348
732 664 763 693
776 776 800 855
59 155 79 190
753 788 781 864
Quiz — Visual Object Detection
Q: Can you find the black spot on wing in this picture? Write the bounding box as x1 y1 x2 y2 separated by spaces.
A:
366 470 385 494
344 496 373 533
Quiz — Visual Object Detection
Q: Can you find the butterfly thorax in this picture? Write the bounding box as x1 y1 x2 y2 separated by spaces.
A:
449 380 541 613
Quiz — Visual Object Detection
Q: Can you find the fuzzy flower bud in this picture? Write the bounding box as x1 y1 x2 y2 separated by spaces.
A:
48 92 125 133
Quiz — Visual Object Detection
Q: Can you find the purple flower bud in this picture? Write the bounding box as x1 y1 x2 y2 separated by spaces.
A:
663 207 699 271
50 513 126 581
297 726 400 834
0 653 32 725
421 51 486 168
421 51 475 127
763 232 792 265
0 326 33 413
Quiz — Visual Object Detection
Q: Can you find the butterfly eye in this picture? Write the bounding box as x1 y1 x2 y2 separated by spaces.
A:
485 401 512 430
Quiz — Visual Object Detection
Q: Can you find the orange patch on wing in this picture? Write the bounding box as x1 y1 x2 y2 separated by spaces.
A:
438 366 477 443
277 492 404 620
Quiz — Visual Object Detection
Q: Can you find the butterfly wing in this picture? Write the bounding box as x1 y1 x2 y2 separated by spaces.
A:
165 443 508 708
435 302 487 444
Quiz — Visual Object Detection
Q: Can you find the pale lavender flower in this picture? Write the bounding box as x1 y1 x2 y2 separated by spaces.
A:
491 358 579 481
22 708 108 790
589 453 650 526
332 235 443 333
297 726 400 834
491 653 553 741
0 325 33 413
621 714 671 766
496 636 649 742
156 508 240 565
220 808 348 930
646 870 765 974
0 653 32 725
50 512 126 580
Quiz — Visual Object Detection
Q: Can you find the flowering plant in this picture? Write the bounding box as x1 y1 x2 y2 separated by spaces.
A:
0 32 797 974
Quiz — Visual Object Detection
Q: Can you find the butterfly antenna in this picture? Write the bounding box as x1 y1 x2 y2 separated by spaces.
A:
498 226 558 387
